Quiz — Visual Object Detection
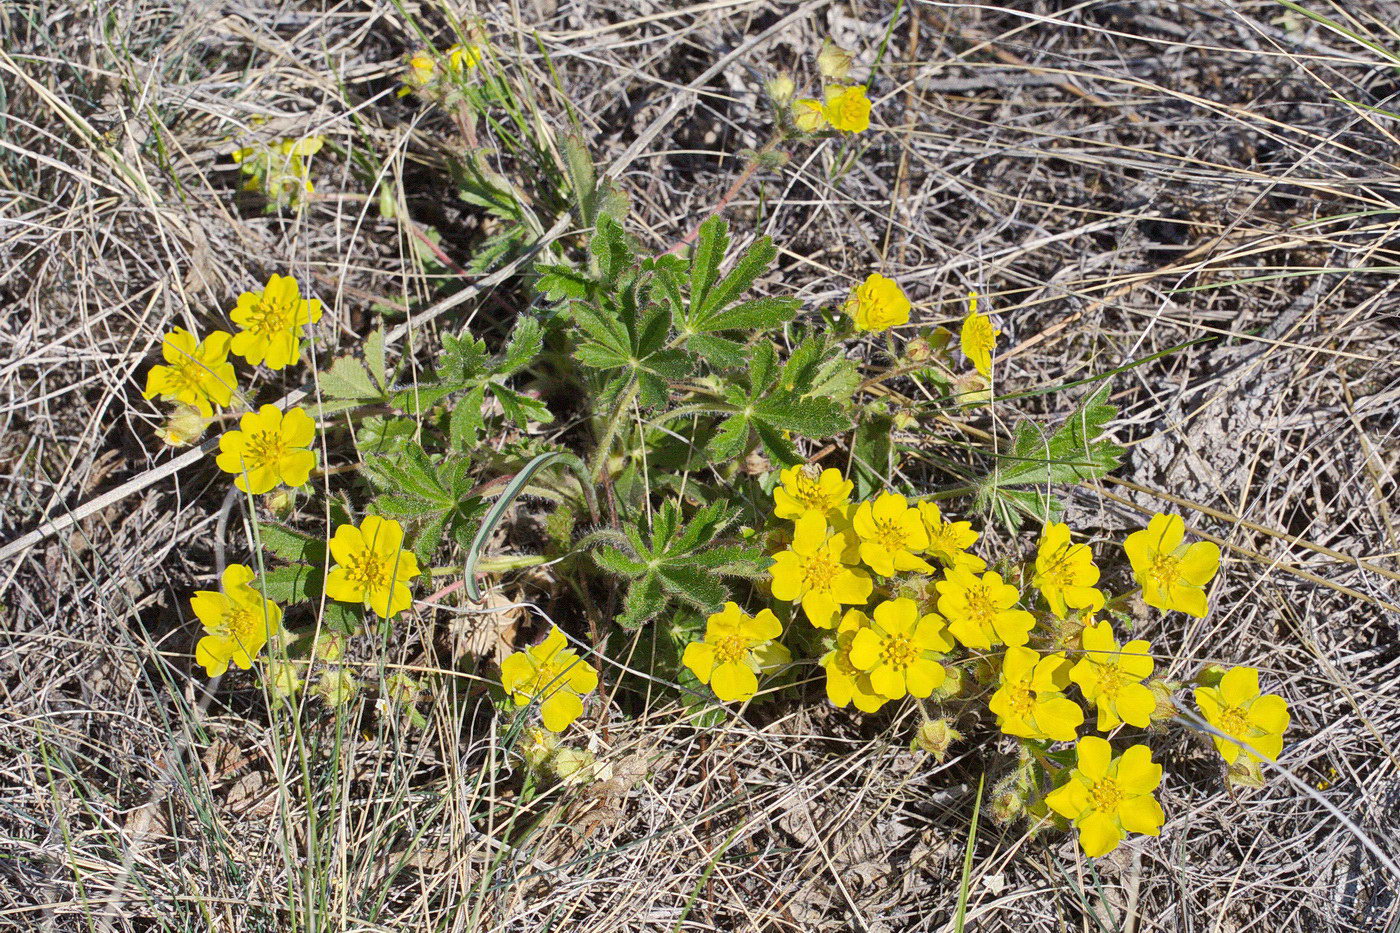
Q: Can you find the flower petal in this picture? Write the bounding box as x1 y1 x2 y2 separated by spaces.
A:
1117 794 1164 836
540 690 583 732
1248 693 1289 735
1077 811 1125 858
1076 736 1113 780
1219 666 1260 707
682 642 716 683
711 662 758 702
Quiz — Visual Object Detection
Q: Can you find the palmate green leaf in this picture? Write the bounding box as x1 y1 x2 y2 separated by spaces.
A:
594 546 647 577
657 565 726 611
319 354 384 402
257 523 325 562
499 317 544 375
590 214 636 285
695 295 799 333
753 394 852 437
493 385 553 427
449 384 487 450
534 263 592 304
685 334 747 368
689 215 729 316
984 385 1123 489
701 233 778 324
257 563 322 605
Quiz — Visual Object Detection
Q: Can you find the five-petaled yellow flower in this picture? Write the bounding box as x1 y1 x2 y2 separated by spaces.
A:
770 512 872 628
959 299 999 378
822 609 890 713
936 567 1035 649
773 464 852 523
852 492 933 577
325 516 421 618
1124 513 1220 618
847 598 953 700
191 563 283 677
989 647 1083 741
142 328 237 417
216 405 317 494
1033 522 1105 618
682 602 790 703
1046 737 1164 857
917 502 986 572
843 272 910 333
500 626 598 732
1195 666 1289 766
229 273 323 370
822 84 872 133
1069 620 1156 731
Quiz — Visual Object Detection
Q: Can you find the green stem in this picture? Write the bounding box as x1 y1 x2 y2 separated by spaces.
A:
428 554 548 576
588 377 640 482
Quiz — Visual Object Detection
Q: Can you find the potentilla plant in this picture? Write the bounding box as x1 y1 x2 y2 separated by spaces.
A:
143 29 1289 862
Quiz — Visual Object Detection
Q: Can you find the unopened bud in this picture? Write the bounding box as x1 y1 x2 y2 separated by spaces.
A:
157 404 212 447
904 336 933 362
990 791 1024 825
312 632 346 663
912 718 961 761
316 670 359 706
817 38 853 81
1227 758 1267 789
1147 679 1180 724
766 73 795 105
930 665 965 699
264 660 302 699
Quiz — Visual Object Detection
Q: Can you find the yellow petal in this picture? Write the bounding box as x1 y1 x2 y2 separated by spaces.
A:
500 652 533 693
1170 583 1209 618
1036 696 1084 742
1114 744 1162 794
328 524 365 566
711 662 758 702
1077 811 1124 857
868 664 905 699
903 660 944 698
1219 666 1259 707
1178 541 1220 585
682 641 716 683
847 628 881 671
1045 780 1089 819
830 568 873 603
743 608 783 642
1075 736 1113 780
1248 693 1289 735
323 567 362 605
1117 794 1164 836
195 636 233 677
540 690 583 732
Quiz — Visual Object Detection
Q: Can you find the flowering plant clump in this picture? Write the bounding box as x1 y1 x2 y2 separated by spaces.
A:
143 32 1295 875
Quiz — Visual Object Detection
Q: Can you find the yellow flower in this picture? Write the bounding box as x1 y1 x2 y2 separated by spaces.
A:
403 50 438 91
1124 513 1220 617
191 563 283 677
682 602 790 702
770 512 872 628
959 304 999 378
847 598 953 700
793 98 828 132
401 44 483 97
325 516 421 618
215 405 317 494
447 43 483 72
822 84 872 133
1046 737 1164 857
852 492 933 577
773 464 852 522
500 626 598 731
233 136 324 210
822 609 891 713
142 328 236 417
1069 620 1155 731
917 502 987 572
988 647 1083 741
935 567 1035 649
229 273 324 370
1195 666 1289 766
843 272 910 332
1032 522 1105 618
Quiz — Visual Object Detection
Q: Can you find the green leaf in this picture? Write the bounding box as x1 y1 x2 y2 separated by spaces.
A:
695 295 799 333
706 414 750 461
590 214 635 284
493 386 553 427
534 263 592 303
499 317 543 375
449 385 487 450
618 575 665 630
657 565 726 611
594 546 647 577
257 523 325 562
684 334 747 369
257 564 321 605
366 328 388 392
321 602 365 635
983 385 1123 489
319 354 383 401
753 394 852 438
701 234 777 321
689 215 729 318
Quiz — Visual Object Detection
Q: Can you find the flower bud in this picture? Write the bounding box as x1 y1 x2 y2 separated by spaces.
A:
157 404 212 447
766 73 796 105
990 791 1024 825
1147 678 1180 724
891 408 918 431
312 632 346 663
316 670 359 706
266 487 296 517
930 664 965 699
1227 758 1267 789
264 660 302 699
817 38 853 81
912 718 961 761
903 336 933 362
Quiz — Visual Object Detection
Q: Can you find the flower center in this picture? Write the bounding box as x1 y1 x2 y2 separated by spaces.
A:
1005 683 1036 717
1218 706 1250 736
245 429 287 466
1094 660 1125 700
963 583 998 627
220 604 259 646
1089 778 1123 812
1148 553 1181 586
880 634 917 670
714 634 750 666
871 517 907 553
792 475 834 511
800 552 841 591
246 293 295 337
1040 547 1080 587
346 552 388 590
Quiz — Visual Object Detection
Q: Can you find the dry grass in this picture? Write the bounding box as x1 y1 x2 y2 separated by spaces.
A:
2 0 1399 930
